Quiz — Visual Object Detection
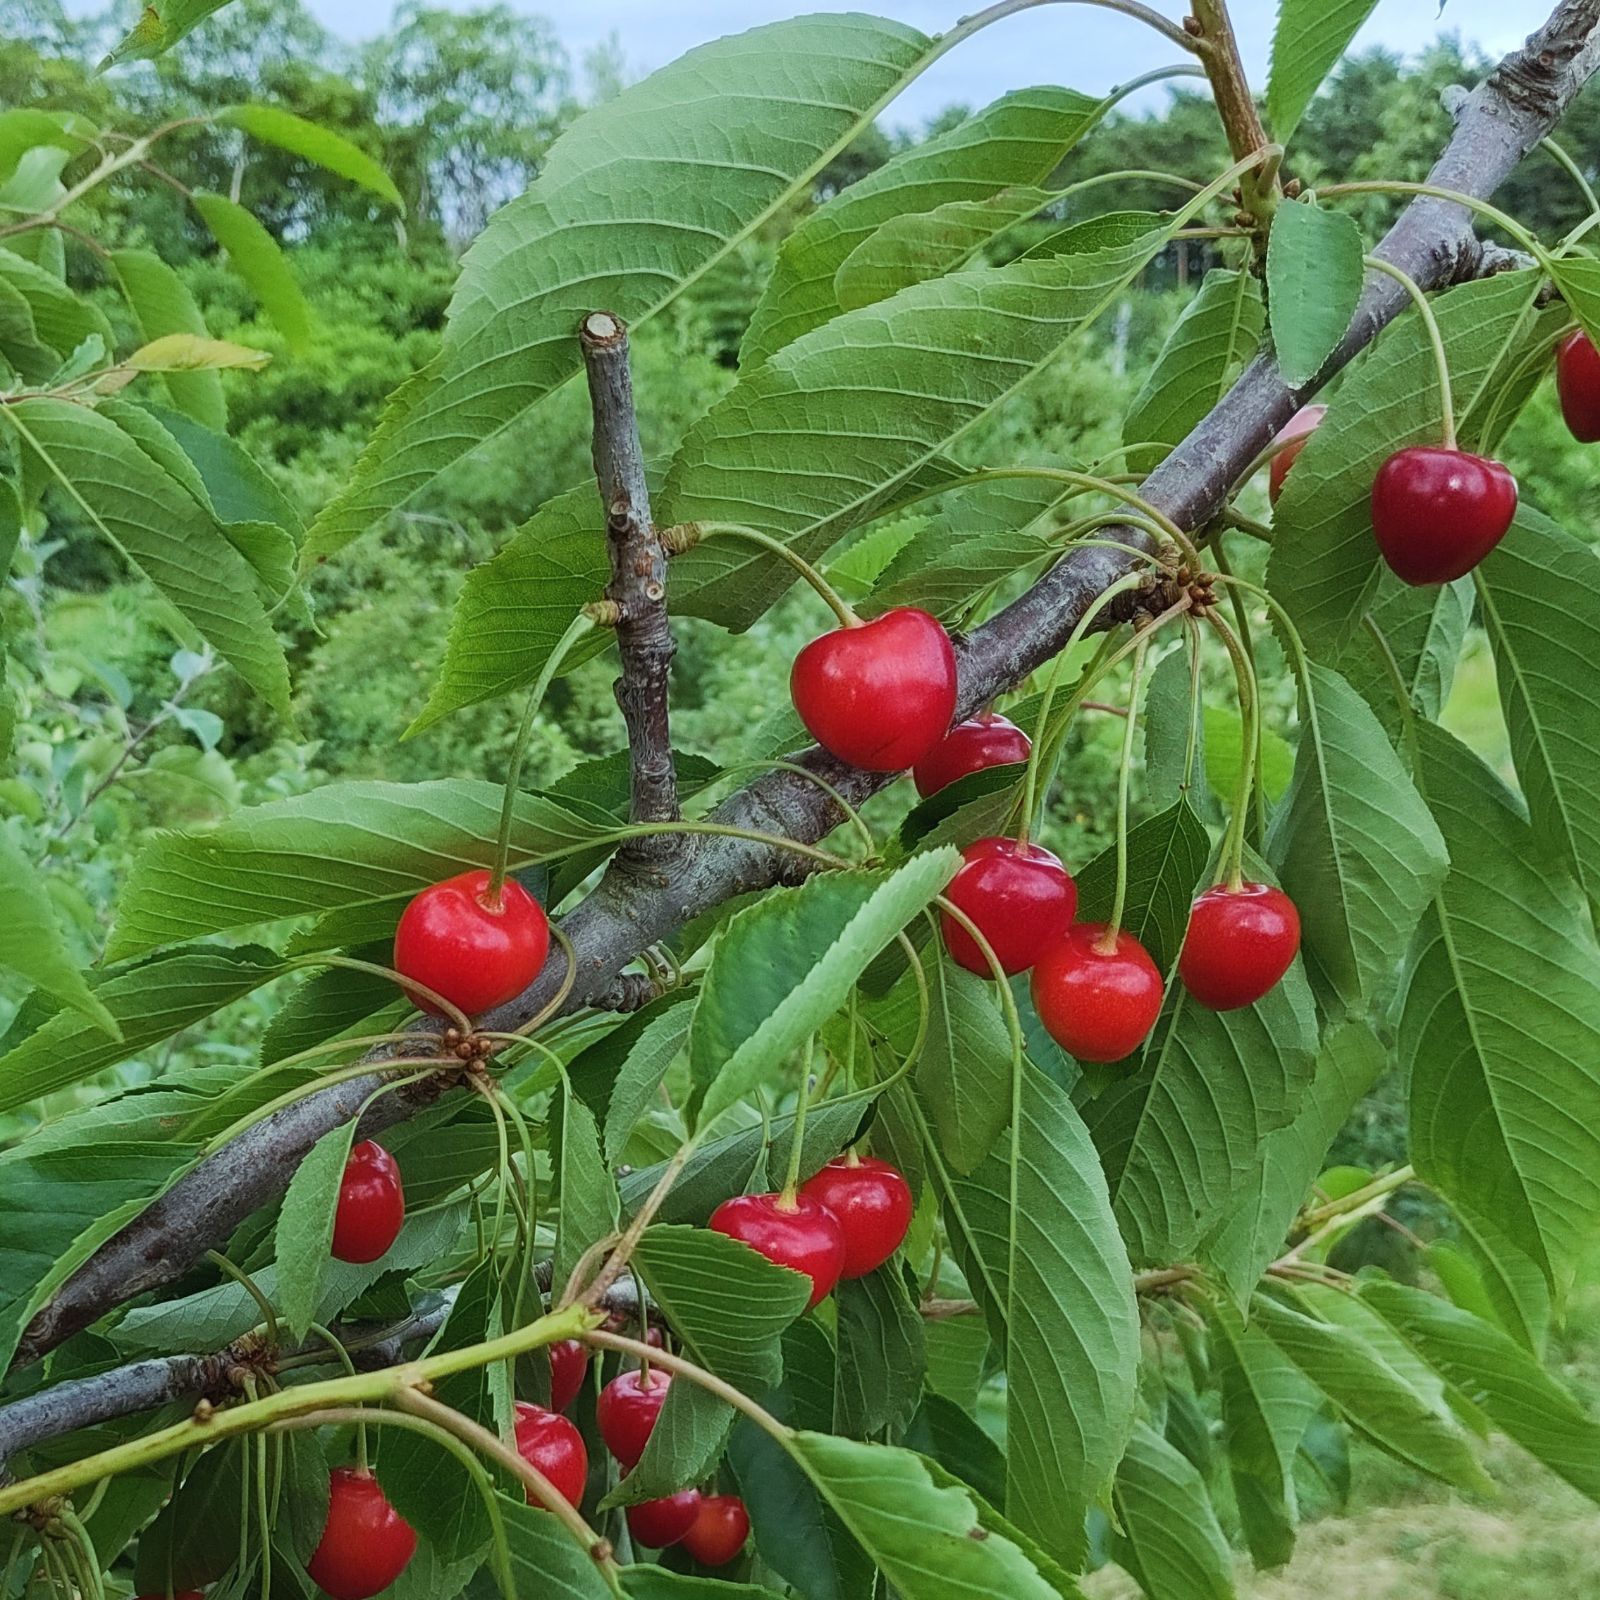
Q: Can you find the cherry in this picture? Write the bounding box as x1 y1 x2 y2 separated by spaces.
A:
940 836 1077 977
306 1468 416 1600
547 1338 589 1412
912 711 1031 799
597 1367 672 1468
800 1156 913 1279
682 1494 751 1567
708 1192 846 1310
513 1401 588 1508
1370 447 1518 585
1030 923 1164 1063
790 607 958 772
625 1489 702 1549
1268 404 1326 504
330 1141 405 1265
1179 883 1301 1012
1556 329 1600 442
393 868 550 1017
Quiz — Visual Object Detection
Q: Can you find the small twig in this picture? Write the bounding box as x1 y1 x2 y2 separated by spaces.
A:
1187 0 1280 235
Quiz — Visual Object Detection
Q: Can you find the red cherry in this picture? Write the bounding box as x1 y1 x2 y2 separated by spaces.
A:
1179 883 1301 1012
330 1141 405 1265
911 711 1031 799
1556 329 1600 442
940 836 1077 977
306 1468 416 1600
513 1401 588 1508
799 1156 912 1278
547 1338 589 1412
1268 404 1326 504
393 869 550 1017
709 1192 846 1310
790 608 958 772
1370 447 1518 585
597 1368 672 1468
682 1493 751 1566
625 1489 702 1549
1030 922 1164 1063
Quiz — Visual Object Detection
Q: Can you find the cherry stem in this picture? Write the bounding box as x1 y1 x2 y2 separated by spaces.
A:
287 952 474 1035
488 611 596 900
1210 538 1267 842
1363 255 1458 451
1539 136 1600 224
472 1074 519 1287
1102 635 1150 946
1319 181 1546 262
674 521 859 628
1181 616 1205 797
1206 609 1259 892
931 899 1026 1083
710 757 876 857
199 1061 437 1158
779 1034 817 1202
509 921 579 1038
577 1132 701 1311
1475 317 1572 453
204 1250 280 1349
494 1082 542 1329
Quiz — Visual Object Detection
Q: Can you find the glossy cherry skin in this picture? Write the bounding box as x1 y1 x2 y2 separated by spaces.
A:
513 1401 588 1508
597 1368 672 1468
1370 447 1518 585
1557 329 1600 442
1268 404 1327 504
625 1489 702 1549
708 1192 846 1310
547 1338 589 1412
912 711 1032 799
1179 883 1302 1012
330 1141 405 1265
940 837 1077 978
800 1156 913 1279
393 869 550 1017
683 1494 752 1566
306 1468 417 1600
790 608 958 772
1031 922 1164 1063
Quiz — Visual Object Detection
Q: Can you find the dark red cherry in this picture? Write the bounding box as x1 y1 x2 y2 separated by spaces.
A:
1370 447 1518 585
1030 922 1164 1063
800 1155 912 1278
682 1493 751 1566
1557 329 1600 442
330 1141 405 1265
547 1338 589 1412
393 869 550 1017
791 607 958 772
513 1401 588 1508
940 836 1077 977
306 1468 416 1600
597 1368 672 1468
1268 404 1326 504
708 1192 845 1310
1179 882 1301 1011
625 1489 702 1549
912 711 1031 799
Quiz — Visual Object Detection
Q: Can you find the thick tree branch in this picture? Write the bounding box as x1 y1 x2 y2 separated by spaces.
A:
13 0 1598 1377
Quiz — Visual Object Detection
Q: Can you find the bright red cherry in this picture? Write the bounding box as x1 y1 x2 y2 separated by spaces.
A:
1556 329 1600 442
940 837 1077 977
597 1368 672 1468
709 1192 845 1310
791 607 958 772
306 1468 417 1600
1268 404 1326 504
912 711 1031 799
1179 883 1301 1012
1370 447 1518 585
800 1155 912 1278
1031 922 1164 1063
393 869 550 1017
330 1141 405 1265
625 1489 702 1549
513 1401 588 1508
547 1338 589 1412
682 1494 751 1567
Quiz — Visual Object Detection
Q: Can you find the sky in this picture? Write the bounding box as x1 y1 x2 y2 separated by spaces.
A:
70 0 1542 126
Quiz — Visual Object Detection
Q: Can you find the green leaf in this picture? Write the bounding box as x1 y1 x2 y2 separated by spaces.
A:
604 1000 694 1163
1125 268 1263 452
1266 198 1365 387
1267 0 1382 144
620 1572 785 1600
191 192 312 355
1405 722 1600 1289
1266 663 1447 1015
604 1380 736 1508
551 1084 617 1295
904 1393 1007 1509
103 0 235 63
304 14 932 565
1203 706 1294 807
497 1494 615 1596
0 245 113 357
1335 573 1471 738
133 1445 247 1592
834 1265 925 1437
217 104 403 209
274 1119 360 1342
690 852 957 1129
109 248 226 429
1110 1423 1235 1600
